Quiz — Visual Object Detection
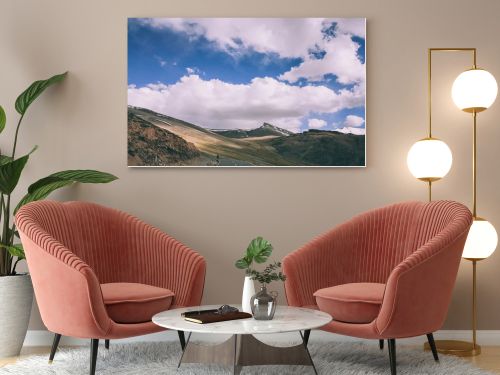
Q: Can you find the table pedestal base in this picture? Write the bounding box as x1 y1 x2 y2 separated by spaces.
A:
178 332 317 374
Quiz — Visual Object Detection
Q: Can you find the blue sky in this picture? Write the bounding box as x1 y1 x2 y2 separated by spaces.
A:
128 21 304 87
128 18 366 134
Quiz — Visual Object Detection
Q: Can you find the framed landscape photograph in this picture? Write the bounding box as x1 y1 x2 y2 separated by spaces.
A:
128 18 366 167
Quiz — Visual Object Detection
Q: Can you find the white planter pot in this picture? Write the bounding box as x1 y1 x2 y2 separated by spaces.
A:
241 276 255 313
0 274 33 358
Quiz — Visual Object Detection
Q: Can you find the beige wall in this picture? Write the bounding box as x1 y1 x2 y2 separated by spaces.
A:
1 0 500 331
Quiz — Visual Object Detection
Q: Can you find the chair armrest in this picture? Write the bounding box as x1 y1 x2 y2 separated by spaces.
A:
18 231 111 339
375 227 470 338
126 219 206 307
283 219 358 307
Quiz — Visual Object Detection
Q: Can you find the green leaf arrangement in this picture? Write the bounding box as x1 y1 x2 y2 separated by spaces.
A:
248 261 286 285
235 237 273 272
0 72 117 276
235 236 286 285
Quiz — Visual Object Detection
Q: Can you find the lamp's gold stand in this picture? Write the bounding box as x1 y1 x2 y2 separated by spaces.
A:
417 178 438 202
424 258 481 356
423 48 482 357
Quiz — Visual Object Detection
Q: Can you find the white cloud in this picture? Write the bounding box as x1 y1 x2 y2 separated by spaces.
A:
131 18 365 133
332 114 365 135
140 18 365 60
343 115 364 127
186 67 204 76
140 18 365 86
154 55 168 67
308 118 327 129
335 19 366 38
335 127 365 135
141 18 326 59
146 82 168 90
279 33 364 85
128 75 364 133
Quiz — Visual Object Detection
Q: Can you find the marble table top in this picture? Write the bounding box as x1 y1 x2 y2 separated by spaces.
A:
152 305 332 335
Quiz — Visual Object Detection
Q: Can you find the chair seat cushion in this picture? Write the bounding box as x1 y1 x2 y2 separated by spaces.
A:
313 283 385 324
101 283 174 324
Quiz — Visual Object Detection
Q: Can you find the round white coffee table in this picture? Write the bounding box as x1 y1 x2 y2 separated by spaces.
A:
153 305 332 374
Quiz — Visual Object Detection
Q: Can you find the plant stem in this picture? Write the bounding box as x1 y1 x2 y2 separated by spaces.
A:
0 250 4 277
1 113 24 276
0 194 5 275
2 194 11 274
11 114 24 159
11 258 21 275
0 194 6 276
10 223 16 243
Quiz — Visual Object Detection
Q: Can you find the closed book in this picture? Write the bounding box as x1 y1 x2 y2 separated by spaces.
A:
181 309 218 317
183 311 252 324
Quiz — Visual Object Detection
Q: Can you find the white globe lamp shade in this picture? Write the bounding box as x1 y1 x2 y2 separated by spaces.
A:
462 218 498 259
407 138 453 181
452 69 498 113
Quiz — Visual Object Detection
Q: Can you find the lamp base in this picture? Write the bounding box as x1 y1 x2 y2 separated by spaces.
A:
423 340 481 357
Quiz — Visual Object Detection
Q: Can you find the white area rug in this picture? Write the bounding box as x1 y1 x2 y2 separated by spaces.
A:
0 341 494 374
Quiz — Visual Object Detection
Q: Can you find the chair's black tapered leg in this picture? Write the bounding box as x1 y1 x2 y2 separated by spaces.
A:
48 333 62 363
105 339 110 350
177 330 186 350
303 329 311 347
90 339 99 375
379 339 384 350
426 333 439 362
388 339 396 375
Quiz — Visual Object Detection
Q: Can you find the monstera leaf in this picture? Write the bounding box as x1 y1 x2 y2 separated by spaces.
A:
235 236 274 269
246 236 273 263
15 72 67 115
235 258 251 269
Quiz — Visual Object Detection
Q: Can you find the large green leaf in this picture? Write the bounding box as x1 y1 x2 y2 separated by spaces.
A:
15 72 67 115
14 169 118 213
0 105 5 134
245 237 273 264
235 258 250 269
0 155 13 166
0 148 37 194
0 244 25 260
16 180 73 212
28 170 117 193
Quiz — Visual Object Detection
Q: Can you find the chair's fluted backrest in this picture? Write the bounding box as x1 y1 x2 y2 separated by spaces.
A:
339 201 421 284
284 200 472 308
17 200 147 284
342 200 469 284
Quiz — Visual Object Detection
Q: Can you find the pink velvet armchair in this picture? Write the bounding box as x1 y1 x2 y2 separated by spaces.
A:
16 200 206 375
283 200 472 375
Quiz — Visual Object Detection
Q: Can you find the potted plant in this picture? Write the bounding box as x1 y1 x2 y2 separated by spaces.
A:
235 237 286 318
0 72 117 358
235 237 273 313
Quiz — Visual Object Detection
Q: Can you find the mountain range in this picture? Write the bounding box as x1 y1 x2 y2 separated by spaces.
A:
128 106 365 167
212 123 294 139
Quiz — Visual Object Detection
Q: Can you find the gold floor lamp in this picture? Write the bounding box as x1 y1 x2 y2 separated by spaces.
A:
407 48 498 356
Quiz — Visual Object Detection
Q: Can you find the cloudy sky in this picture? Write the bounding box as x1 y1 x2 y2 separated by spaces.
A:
128 18 365 134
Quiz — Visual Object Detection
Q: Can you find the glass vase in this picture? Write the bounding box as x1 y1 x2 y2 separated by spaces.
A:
250 285 278 320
